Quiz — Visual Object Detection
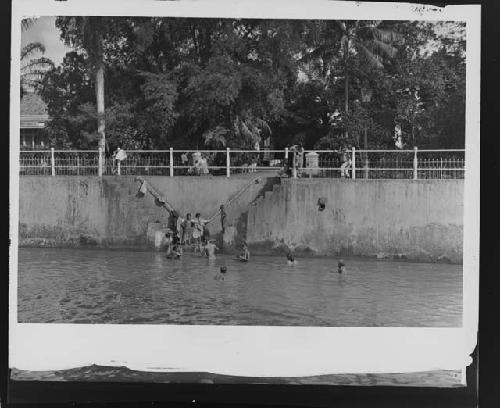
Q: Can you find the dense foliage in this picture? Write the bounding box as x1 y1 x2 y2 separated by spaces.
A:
38 18 465 151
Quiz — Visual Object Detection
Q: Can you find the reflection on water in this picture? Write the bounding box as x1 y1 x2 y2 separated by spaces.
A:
17 248 462 326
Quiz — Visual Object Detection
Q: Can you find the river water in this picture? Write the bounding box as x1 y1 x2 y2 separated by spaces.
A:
17 248 462 326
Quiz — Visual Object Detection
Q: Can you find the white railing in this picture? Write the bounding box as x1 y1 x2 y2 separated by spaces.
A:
19 147 465 179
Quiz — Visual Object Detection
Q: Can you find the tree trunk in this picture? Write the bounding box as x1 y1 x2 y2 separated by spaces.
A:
344 42 349 114
95 47 105 152
344 37 349 139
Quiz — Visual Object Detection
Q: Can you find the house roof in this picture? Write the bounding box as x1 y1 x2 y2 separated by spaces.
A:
20 93 48 116
20 93 49 128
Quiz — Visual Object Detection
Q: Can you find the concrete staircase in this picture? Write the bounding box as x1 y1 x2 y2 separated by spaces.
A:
250 179 283 209
101 175 283 249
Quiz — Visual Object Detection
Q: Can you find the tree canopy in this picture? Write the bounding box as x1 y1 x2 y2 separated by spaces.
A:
38 18 466 150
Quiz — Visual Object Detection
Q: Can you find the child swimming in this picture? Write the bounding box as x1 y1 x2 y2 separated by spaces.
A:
337 259 346 273
286 252 297 266
170 244 182 259
238 243 250 262
204 240 218 259
214 265 227 280
164 230 173 257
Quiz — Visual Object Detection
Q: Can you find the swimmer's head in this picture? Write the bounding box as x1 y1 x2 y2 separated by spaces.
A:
338 259 345 267
220 266 227 274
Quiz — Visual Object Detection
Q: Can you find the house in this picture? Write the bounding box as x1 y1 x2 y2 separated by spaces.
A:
20 93 49 149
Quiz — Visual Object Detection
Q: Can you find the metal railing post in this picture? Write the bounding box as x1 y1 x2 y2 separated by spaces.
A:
226 147 230 178
285 147 288 160
352 147 356 179
413 147 418 180
50 147 55 176
98 147 103 177
169 147 174 177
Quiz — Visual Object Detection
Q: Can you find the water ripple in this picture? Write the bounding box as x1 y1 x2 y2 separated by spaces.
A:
17 248 462 326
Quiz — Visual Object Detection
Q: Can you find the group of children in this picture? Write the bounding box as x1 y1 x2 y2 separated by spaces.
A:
163 211 209 259
164 205 249 263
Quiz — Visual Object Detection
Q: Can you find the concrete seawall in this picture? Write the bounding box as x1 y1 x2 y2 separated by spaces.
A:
247 179 464 263
18 176 463 263
18 176 272 248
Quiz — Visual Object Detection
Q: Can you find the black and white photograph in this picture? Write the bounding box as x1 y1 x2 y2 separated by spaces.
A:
8 0 480 398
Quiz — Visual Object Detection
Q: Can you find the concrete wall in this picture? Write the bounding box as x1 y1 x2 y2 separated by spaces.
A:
246 179 464 263
18 175 271 248
19 176 464 262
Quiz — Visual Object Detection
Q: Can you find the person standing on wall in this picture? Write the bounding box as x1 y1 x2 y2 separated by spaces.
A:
340 147 352 178
113 147 127 175
220 204 227 234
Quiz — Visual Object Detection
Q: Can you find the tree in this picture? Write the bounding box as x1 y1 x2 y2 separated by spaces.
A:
336 20 401 137
20 18 54 98
56 17 113 152
298 20 401 141
43 18 465 151
20 42 53 98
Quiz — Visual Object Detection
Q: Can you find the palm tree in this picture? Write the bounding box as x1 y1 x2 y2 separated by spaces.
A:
336 21 401 137
20 42 54 98
21 18 36 31
20 19 54 98
300 21 400 139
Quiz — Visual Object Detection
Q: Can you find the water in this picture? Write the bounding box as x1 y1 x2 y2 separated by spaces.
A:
17 248 462 326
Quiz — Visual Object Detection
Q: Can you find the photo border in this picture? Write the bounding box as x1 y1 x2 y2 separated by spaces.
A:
8 0 480 389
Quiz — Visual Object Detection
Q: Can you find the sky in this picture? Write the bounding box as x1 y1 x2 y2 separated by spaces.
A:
21 16 72 66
